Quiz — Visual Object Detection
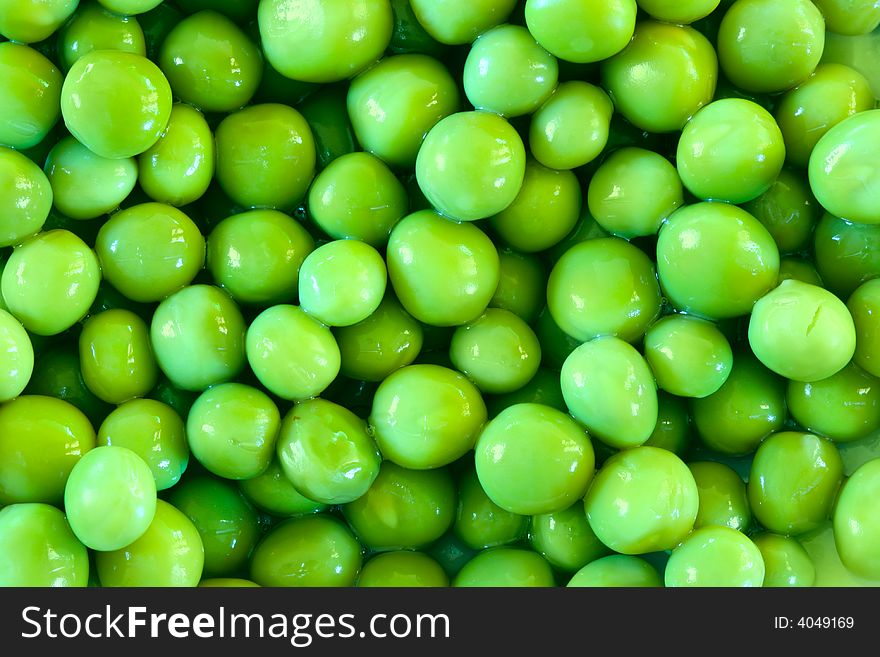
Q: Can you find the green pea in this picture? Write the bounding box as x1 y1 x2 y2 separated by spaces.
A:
752 533 816 587
0 503 88 587
530 503 609 573
347 54 460 168
57 2 146 72
370 364 487 470
409 0 516 45
811 0 880 35
138 104 214 207
601 21 717 133
741 168 819 255
567 555 662 587
636 0 720 23
138 2 183 60
238 457 328 518
388 0 447 56
246 304 340 401
199 578 260 587
688 461 751 532
416 111 526 222
0 0 78 43
276 398 381 505
657 202 780 319
97 0 163 14
809 109 880 226
665 526 765 587
548 237 662 343
386 210 500 327
485 367 566 419
0 308 33 403
584 446 698 554
307 151 408 248
357 551 449 587
298 239 387 327
524 0 636 63
643 392 692 456
490 158 581 254
454 466 528 550
298 83 357 171
561 336 658 449
453 547 555 587
2 229 101 336
98 398 189 491
95 499 203 587
176 0 257 22
832 458 880 579
749 279 856 382
778 257 824 287
0 42 62 150
717 0 825 93
489 250 546 325
65 445 156 552
342 461 456 551
849 278 880 378
475 403 594 515
528 81 613 171
814 213 880 300
214 103 316 211
187 382 279 480
0 146 52 247
166 475 260 577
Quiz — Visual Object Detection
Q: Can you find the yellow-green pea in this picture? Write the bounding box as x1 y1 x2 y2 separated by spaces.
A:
833 458 880 579
357 551 449 587
0 308 33 403
567 555 662 587
752 533 816 587
665 525 765 587
0 42 63 150
238 457 329 518
688 461 751 532
409 0 517 45
524 0 637 63
453 547 555 587
57 1 147 72
0 0 79 43
0 146 53 247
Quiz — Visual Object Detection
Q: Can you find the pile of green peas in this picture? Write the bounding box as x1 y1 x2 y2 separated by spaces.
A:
2 0 880 589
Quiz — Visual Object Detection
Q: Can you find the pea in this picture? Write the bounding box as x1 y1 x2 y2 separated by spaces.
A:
832 458 880 579
752 533 816 588
176 0 258 23
778 257 824 288
489 250 546 325
453 547 555 587
200 578 260 588
665 526 765 587
636 0 720 24
0 42 62 150
567 555 662 587
410 0 517 45
530 503 610 573
688 461 751 532
238 457 329 518
643 392 692 456
454 466 528 550
849 278 880 378
811 0 880 36
97 0 163 14
0 0 78 43
0 308 34 403
0 146 53 247
814 212 880 300
57 2 147 72
357 551 449 587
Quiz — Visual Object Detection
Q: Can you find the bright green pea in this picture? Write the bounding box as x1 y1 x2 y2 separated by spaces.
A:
533 306 581 371
485 367 567 418
214 103 315 211
61 50 172 159
454 466 528 550
298 239 387 327
450 308 541 395
0 0 78 43
561 336 658 449
849 278 880 378
752 533 816 587
524 0 636 63
387 210 500 327
657 203 780 319
489 250 546 325
238 457 328 518
357 551 449 587
748 279 856 382
809 109 880 225
528 81 613 171
0 42 62 150
44 136 137 221
717 0 825 94
388 0 447 55
159 10 262 113
636 0 719 23
2 229 100 336
97 0 163 14
490 158 580 254
453 547 555 587
475 403 594 515
0 146 52 247
98 398 188 491
246 304 340 401
548 237 661 343
688 461 751 532
778 257 824 287
814 213 880 299
530 503 609 573
343 461 456 551
409 0 516 45
79 309 157 405
95 499 203 587
258 0 391 82
665 526 765 587
347 54 459 168
370 364 487 470
643 392 692 456
812 0 880 35
600 21 717 133
742 168 820 254
166 475 260 577
64 445 156 552
138 104 214 207
307 151 407 248
57 2 146 72
150 285 247 392
187 383 279 480
748 431 843 535
95 202 205 303
567 555 662 587
0 309 33 403
415 111 526 222
833 458 880 579
277 398 381 505
644 314 733 399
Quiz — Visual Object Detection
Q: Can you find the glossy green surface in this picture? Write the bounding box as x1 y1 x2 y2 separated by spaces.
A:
567 555 662 587
58 2 146 71
453 547 555 587
665 525 765 587
357 550 449 587
238 457 328 518
98 0 163 13
530 503 609 573
833 458 880 579
454 466 527 550
742 168 820 255
410 0 516 45
752 532 816 587
688 460 751 532
0 0 78 43
0 308 34 402
643 392 692 456
812 0 880 35
849 278 880 378
637 0 719 23
524 0 637 63
814 213 880 300
0 42 63 150
489 250 546 324
0 146 52 247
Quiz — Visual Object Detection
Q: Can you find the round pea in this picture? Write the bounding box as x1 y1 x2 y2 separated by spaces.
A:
561 337 658 449
276 398 381 505
741 168 820 254
0 146 52 247
357 551 449 587
567 555 662 587
811 0 880 35
0 308 33 403
849 278 880 378
489 250 546 324
454 466 528 551
530 503 609 573
57 2 146 71
199 578 260 587
0 0 78 43
585 446 698 554
752 533 816 587
297 83 357 170
238 457 329 518
97 0 163 14
409 0 516 45
64 445 156 552
814 213 880 299
524 0 636 63
485 367 567 419
778 257 824 287
0 42 62 150
688 461 751 532
643 392 692 456
453 547 555 587
833 458 880 579
636 0 719 23
665 526 765 587
246 304 340 401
